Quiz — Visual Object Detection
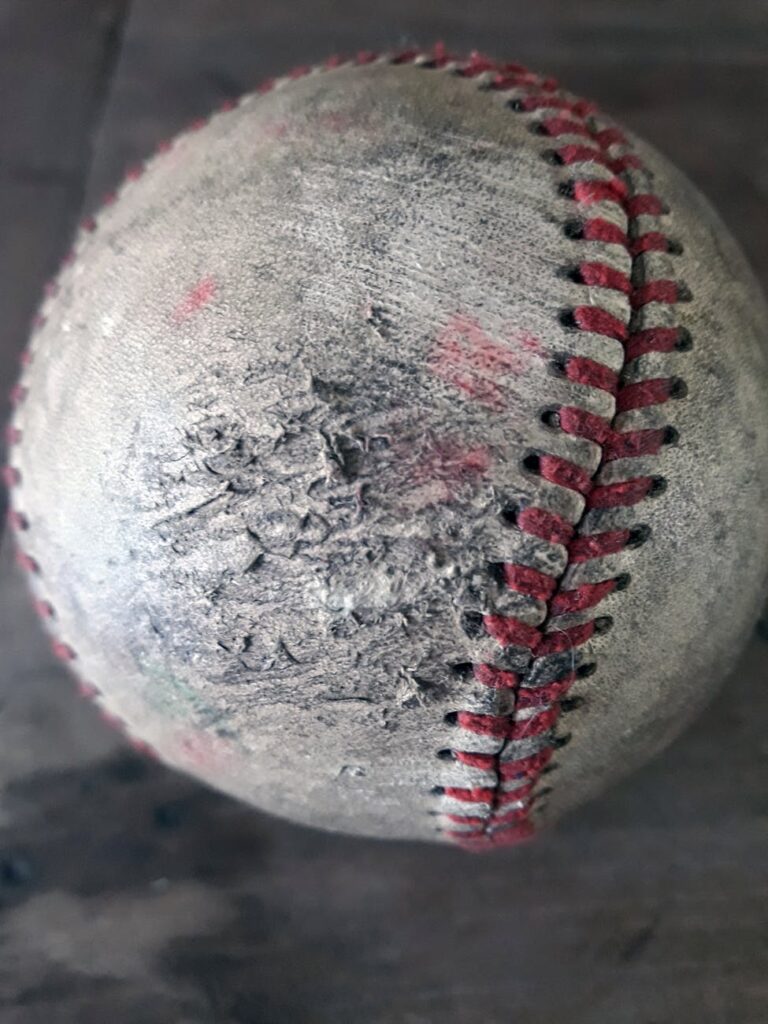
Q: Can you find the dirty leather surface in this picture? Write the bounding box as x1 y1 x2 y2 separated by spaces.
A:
9 58 768 840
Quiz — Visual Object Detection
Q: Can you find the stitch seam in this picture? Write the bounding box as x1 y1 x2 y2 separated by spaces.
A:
429 50 690 849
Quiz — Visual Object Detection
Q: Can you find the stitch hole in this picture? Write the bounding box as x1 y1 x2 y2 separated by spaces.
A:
576 662 597 678
560 696 586 713
499 502 519 527
558 180 576 199
540 407 561 430
563 219 584 239
669 377 688 400
667 239 684 255
553 732 572 749
450 662 475 679
675 327 693 351
541 148 564 166
593 615 613 635
9 510 29 531
662 426 680 446
648 476 667 497
487 562 506 585
627 523 652 547
435 748 455 761
521 453 541 476
460 611 485 638
548 354 568 377
430 785 445 795
558 309 578 330
541 762 559 775
444 711 460 726
614 572 631 591
563 265 587 284
676 283 693 302
507 98 527 112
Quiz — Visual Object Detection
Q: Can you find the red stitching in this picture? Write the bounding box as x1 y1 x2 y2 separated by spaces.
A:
571 178 628 205
7 509 29 532
604 428 667 461
517 506 574 545
538 454 593 494
540 116 592 138
444 786 495 803
587 477 656 509
33 599 55 620
536 620 596 656
630 231 671 255
455 750 496 770
617 378 675 412
559 406 612 444
502 564 557 600
457 707 559 740
564 355 619 392
569 306 628 342
579 218 629 246
450 822 535 850
575 261 632 294
568 529 631 562
594 127 627 148
550 579 617 615
518 96 597 116
499 748 554 779
15 551 39 574
473 663 520 689
483 615 540 649
498 780 537 804
626 194 666 217
515 674 575 707
626 326 685 361
51 640 76 662
631 280 681 308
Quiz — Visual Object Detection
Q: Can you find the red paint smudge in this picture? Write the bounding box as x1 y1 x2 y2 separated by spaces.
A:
172 276 217 323
261 118 290 140
429 313 544 410
406 435 492 508
174 728 234 772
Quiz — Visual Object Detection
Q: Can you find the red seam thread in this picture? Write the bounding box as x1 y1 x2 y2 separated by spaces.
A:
517 506 574 545
438 54 686 849
580 218 629 246
502 564 557 600
564 355 619 392
568 529 631 562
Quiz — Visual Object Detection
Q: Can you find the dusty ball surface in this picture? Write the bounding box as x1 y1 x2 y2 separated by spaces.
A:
8 52 768 846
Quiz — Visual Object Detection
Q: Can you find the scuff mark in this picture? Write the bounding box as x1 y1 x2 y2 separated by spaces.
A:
172 276 217 324
429 311 544 410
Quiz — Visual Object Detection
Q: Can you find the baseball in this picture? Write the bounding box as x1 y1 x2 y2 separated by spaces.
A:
6 48 768 849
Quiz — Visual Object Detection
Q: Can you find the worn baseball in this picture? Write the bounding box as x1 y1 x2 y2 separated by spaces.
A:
6 48 768 848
